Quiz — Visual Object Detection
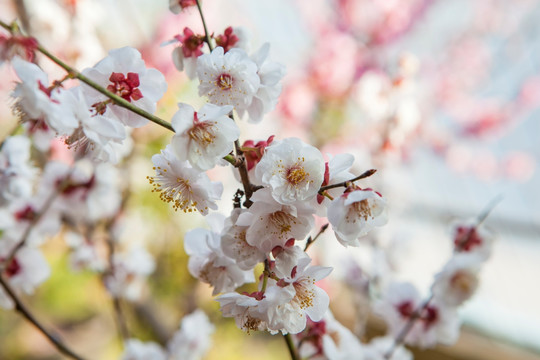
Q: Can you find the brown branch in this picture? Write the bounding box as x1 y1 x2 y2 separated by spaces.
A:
319 169 377 193
195 0 214 51
0 274 85 360
304 223 329 251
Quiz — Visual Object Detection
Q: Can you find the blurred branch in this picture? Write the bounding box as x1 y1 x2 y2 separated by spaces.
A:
319 169 377 193
0 274 85 360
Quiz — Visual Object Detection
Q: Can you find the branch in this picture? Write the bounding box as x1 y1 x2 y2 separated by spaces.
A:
304 223 329 251
195 0 214 51
0 274 85 360
283 333 300 360
319 169 377 193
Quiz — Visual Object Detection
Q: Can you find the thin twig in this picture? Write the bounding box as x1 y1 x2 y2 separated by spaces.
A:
195 0 214 51
304 223 329 251
319 169 377 193
0 274 86 360
283 333 300 360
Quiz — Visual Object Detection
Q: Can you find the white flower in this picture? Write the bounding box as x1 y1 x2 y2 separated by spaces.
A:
184 215 254 295
431 253 482 307
81 47 167 128
238 43 285 123
0 135 37 205
327 188 387 247
64 231 106 272
148 146 223 215
121 339 166 360
170 103 238 170
38 160 122 223
220 209 265 270
11 57 77 135
269 254 332 334
255 138 325 205
452 222 494 260
0 246 50 310
375 282 460 348
197 47 260 111
320 311 365 360
104 247 155 301
169 0 196 14
217 291 271 333
168 309 215 360
236 189 315 253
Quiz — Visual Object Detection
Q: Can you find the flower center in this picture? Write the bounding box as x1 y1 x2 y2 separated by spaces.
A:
14 205 36 222
3 257 21 278
450 271 477 295
216 73 233 90
286 165 307 185
107 72 143 102
293 281 315 309
352 199 372 221
269 211 294 234
188 120 216 146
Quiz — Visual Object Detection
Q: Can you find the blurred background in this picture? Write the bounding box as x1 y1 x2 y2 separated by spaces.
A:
0 0 539 359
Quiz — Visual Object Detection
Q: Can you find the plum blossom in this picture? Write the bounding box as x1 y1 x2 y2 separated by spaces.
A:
0 34 37 63
255 137 325 205
452 222 494 259
169 0 196 14
215 27 249 53
168 309 215 360
328 188 387 247
120 339 166 360
81 47 167 128
148 146 222 214
11 57 77 135
170 27 204 79
170 103 239 170
431 253 482 307
217 291 272 333
236 189 315 252
220 209 265 271
239 43 286 123
197 46 260 110
63 87 127 163
184 214 254 295
375 282 460 348
268 253 332 334
0 135 37 204
0 246 51 309
64 231 106 272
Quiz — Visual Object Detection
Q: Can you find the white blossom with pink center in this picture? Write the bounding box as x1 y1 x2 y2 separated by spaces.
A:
451 221 494 260
11 58 78 135
168 0 196 14
0 135 37 205
148 146 223 215
220 209 265 271
197 46 260 111
81 46 167 128
431 253 482 307
236 189 315 253
327 188 387 247
120 339 166 360
255 137 325 205
313 311 365 360
38 159 122 223
170 103 239 171
268 254 332 334
0 245 50 310
167 309 215 360
238 43 285 123
375 282 460 348
184 214 254 295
